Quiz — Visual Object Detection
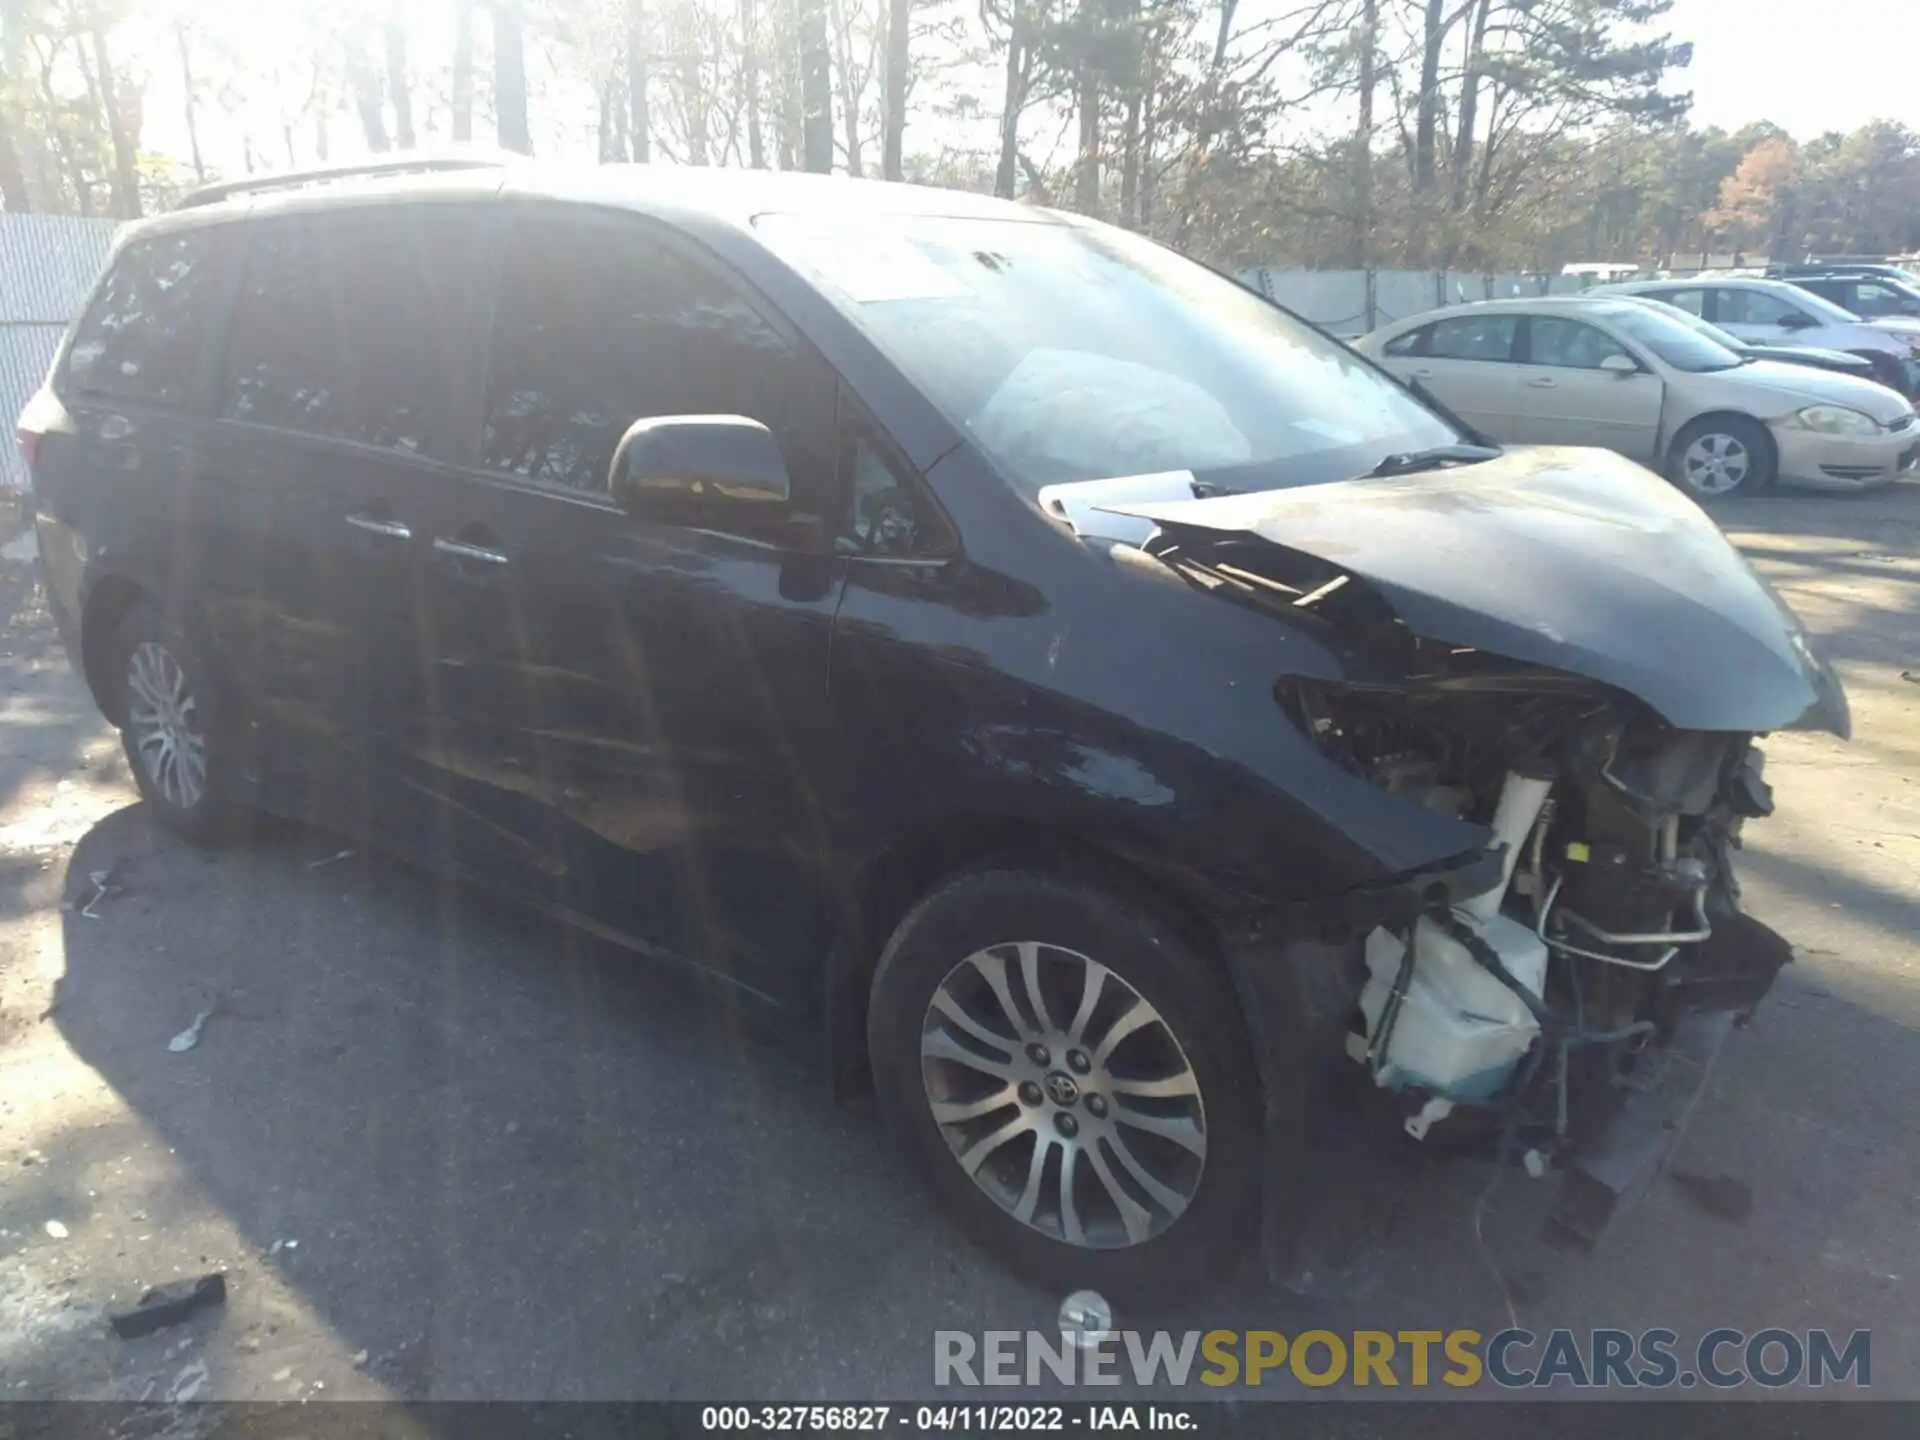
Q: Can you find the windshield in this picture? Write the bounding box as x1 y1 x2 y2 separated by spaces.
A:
755 213 1460 492
1602 301 1747 372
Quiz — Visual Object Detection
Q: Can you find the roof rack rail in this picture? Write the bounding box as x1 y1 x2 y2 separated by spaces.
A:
174 151 521 211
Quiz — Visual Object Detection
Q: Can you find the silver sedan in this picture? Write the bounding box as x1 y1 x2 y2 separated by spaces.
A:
1354 296 1918 498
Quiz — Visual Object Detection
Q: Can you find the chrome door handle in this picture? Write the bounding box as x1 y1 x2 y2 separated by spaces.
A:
433 536 509 567
345 512 412 540
1526 377 1558 389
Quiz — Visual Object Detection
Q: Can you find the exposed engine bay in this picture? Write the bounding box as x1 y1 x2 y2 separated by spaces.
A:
1126 502 1812 1238
1278 668 1783 1152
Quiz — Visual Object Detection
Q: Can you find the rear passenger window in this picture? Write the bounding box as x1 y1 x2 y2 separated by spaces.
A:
67 230 221 406
220 209 488 457
481 213 804 496
1426 314 1519 361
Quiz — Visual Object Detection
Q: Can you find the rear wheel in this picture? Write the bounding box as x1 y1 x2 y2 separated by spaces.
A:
867 867 1267 1301
111 601 241 843
1667 415 1775 498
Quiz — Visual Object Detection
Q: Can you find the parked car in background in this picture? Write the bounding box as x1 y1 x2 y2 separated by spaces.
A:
1356 296 1919 497
1786 271 1920 321
1589 276 1920 396
1766 261 1920 286
1609 294 1882 380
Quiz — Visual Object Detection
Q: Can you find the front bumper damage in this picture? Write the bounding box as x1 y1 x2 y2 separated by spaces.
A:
1225 850 1795 1294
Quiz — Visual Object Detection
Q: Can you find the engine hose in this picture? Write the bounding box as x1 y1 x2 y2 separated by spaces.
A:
1368 924 1419 1076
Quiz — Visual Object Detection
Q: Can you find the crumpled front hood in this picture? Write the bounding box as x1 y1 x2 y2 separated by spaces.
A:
1113 446 1851 738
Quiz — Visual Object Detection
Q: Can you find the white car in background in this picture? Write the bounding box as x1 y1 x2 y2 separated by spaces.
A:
1588 276 1920 397
1355 296 1919 497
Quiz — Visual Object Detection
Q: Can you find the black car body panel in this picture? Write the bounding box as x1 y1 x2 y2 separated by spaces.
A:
1115 445 1850 739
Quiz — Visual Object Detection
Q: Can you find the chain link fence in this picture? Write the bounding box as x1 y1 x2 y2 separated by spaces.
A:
1 215 120 495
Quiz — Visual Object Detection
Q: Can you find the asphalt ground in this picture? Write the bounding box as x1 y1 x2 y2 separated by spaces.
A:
1 484 1917 1405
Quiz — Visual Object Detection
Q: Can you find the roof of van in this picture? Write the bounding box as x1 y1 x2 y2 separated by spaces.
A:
143 158 1043 241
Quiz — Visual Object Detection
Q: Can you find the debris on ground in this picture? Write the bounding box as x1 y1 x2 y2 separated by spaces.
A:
352 1349 369 1369
167 1007 217 1054
266 1238 298 1256
306 849 354 871
1903 671 1919 685
69 864 122 919
43 1219 68 1239
109 1273 228 1339
1669 1168 1755 1223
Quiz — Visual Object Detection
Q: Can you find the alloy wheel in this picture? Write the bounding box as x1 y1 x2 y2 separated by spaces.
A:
919 941 1207 1250
126 641 207 811
1681 431 1751 495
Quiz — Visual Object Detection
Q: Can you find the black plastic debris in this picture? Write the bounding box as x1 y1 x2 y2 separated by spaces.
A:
1669 1168 1755 1223
109 1272 227 1339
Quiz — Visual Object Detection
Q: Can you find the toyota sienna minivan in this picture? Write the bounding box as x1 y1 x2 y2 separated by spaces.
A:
18 155 1844 1299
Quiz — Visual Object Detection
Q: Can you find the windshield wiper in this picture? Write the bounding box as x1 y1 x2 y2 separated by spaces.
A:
1363 443 1503 478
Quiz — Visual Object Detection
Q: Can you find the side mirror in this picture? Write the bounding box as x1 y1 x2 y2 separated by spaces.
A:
1599 353 1639 375
1776 311 1817 331
609 415 792 526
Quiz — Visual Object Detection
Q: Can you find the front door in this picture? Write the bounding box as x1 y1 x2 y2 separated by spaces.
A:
420 205 847 1004
1707 286 1816 345
1510 314 1664 461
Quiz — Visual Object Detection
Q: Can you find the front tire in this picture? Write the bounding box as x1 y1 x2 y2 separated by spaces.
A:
111 600 242 844
867 867 1265 1301
1667 415 1776 498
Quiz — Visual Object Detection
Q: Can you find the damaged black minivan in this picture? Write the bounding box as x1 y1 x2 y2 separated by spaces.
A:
19 156 1848 1300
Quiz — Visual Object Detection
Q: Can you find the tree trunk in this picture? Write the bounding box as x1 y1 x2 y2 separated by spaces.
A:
800 0 833 172
0 92 29 212
627 0 650 160
173 22 206 182
345 35 391 152
1119 88 1140 226
386 1 415 149
1073 0 1099 213
741 0 765 167
89 12 141 218
880 0 909 180
993 14 1024 199
1413 0 1444 192
314 80 332 160
598 75 619 160
1350 0 1376 262
681 44 710 164
493 0 531 154
1137 46 1156 228
35 50 89 215
452 0 474 142
826 0 862 176
1447 0 1491 214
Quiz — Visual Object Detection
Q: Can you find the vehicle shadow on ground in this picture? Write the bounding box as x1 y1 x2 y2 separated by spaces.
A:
42 803 1067 1398
35 799 1920 1398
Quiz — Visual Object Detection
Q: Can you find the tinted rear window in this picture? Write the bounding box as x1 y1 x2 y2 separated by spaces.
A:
66 230 223 407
